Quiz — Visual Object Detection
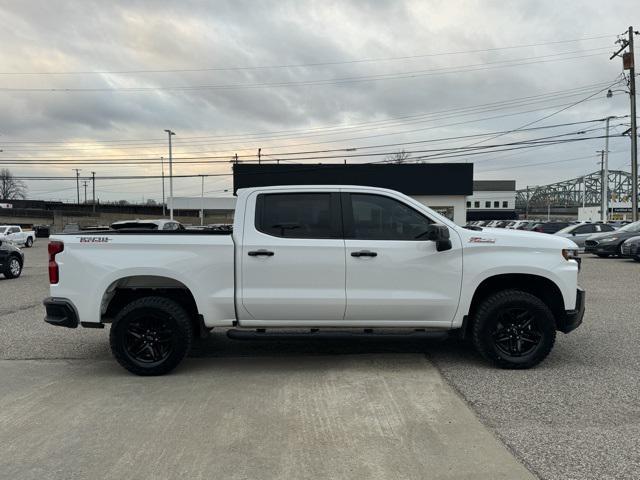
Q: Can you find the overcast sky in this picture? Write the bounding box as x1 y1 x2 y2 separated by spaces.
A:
0 0 638 203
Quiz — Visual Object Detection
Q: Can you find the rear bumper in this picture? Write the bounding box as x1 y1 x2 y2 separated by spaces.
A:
557 287 585 334
43 297 79 328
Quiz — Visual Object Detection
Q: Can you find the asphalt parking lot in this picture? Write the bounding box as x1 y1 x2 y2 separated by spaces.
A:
1 241 639 480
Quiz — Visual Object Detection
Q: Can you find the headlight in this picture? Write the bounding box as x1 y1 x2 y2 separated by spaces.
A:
562 249 579 261
599 237 618 243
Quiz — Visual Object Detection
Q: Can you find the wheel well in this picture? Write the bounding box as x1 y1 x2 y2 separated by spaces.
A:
101 276 204 337
466 274 565 335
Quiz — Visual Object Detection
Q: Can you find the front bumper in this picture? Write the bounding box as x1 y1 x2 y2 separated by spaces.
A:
585 240 620 255
43 297 79 328
557 287 585 334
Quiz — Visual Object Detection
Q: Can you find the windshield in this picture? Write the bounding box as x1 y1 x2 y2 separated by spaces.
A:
556 224 577 234
0 227 7 234
618 221 640 233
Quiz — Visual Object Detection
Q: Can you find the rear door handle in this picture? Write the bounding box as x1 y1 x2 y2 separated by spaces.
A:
248 249 274 257
351 250 377 257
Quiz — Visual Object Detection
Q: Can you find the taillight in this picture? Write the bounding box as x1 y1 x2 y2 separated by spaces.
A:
48 241 64 284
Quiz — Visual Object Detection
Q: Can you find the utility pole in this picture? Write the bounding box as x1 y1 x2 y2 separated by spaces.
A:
598 150 606 222
91 171 96 213
82 180 89 204
630 26 638 222
610 26 638 221
258 148 261 164
161 156 166 216
525 186 529 219
164 130 175 220
72 169 81 204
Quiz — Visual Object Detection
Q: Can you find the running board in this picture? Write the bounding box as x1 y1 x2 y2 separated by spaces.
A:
226 328 450 341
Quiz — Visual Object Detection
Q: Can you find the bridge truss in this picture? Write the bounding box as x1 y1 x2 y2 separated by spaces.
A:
515 170 635 209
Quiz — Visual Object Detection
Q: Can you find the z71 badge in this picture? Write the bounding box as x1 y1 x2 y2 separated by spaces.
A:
79 237 111 243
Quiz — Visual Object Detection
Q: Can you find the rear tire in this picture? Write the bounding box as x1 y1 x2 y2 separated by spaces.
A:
472 290 556 369
110 296 193 376
3 256 22 279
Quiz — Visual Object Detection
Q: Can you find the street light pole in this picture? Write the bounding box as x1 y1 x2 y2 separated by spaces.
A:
161 156 166 216
164 130 175 220
200 175 205 226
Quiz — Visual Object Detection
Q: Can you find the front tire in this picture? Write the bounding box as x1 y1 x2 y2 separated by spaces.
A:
109 296 193 376
25 237 33 248
472 290 556 369
3 256 22 278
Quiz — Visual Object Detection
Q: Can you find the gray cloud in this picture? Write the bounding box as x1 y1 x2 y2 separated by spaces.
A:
0 0 637 201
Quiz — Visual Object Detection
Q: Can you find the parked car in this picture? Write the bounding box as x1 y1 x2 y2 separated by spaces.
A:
44 185 584 375
621 236 640 262
110 219 184 231
506 220 533 230
0 239 24 279
530 222 571 234
554 223 616 248
608 220 631 229
34 224 51 238
584 220 640 257
0 225 35 247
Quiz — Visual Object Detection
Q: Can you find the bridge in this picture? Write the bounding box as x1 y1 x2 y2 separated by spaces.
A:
516 170 635 210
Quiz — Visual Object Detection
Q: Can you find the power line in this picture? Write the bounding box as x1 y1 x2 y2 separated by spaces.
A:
0 80 615 148
0 49 611 93
0 127 618 165
0 34 615 75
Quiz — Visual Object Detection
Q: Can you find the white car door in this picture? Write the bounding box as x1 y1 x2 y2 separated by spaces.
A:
343 192 463 326
7 227 24 244
239 190 346 322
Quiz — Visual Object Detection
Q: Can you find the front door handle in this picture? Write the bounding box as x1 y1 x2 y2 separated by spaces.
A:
351 250 377 258
248 249 274 257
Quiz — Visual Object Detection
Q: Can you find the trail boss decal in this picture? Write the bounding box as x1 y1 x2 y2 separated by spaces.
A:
469 236 496 244
79 237 111 243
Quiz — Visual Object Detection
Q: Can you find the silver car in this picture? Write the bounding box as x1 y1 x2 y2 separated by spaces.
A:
554 223 616 248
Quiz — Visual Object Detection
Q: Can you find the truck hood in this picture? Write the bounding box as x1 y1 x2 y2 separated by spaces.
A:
459 227 578 250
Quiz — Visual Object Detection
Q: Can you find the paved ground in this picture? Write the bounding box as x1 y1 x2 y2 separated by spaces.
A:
1 241 639 479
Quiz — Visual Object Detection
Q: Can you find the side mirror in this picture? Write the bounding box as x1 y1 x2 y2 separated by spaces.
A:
425 224 452 252
571 232 576 236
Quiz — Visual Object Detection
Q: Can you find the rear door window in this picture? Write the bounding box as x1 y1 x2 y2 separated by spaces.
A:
255 193 340 239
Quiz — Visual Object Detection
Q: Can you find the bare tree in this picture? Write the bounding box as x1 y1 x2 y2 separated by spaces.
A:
0 168 27 200
385 149 411 163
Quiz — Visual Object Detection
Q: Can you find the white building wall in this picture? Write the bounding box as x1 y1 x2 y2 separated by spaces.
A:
466 190 516 210
412 195 467 225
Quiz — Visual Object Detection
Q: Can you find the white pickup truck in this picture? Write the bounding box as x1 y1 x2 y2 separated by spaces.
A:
0 225 35 248
44 185 584 375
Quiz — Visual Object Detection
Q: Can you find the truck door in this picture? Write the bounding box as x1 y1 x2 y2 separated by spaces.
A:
239 191 346 322
7 227 22 243
342 192 462 325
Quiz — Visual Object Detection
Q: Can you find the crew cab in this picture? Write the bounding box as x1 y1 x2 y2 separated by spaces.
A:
43 185 585 375
0 225 35 248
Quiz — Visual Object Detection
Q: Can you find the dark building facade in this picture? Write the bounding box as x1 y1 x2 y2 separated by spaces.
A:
233 163 474 224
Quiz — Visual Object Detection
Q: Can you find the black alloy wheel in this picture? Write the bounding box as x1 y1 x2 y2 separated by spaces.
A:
110 296 193 376
472 290 556 369
124 314 175 365
491 308 542 357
